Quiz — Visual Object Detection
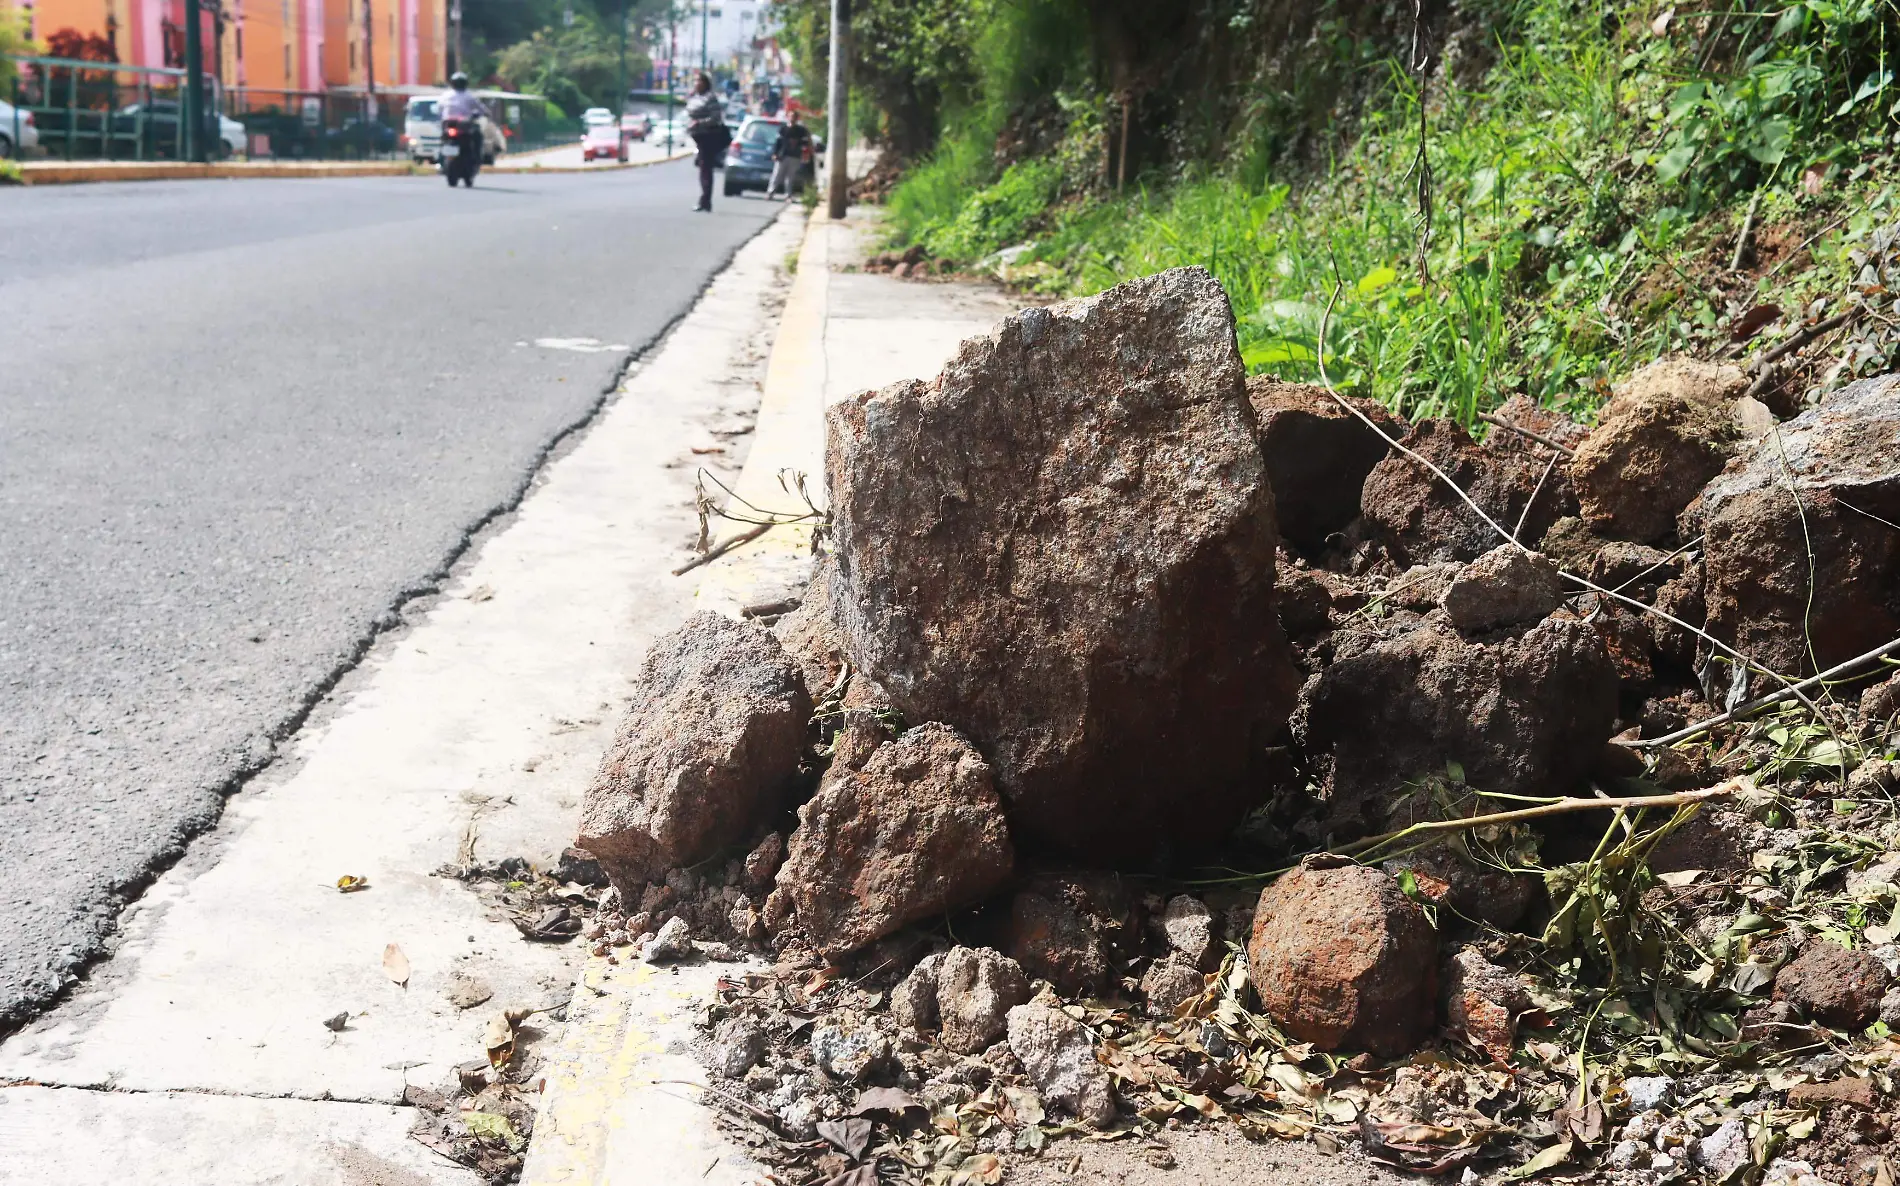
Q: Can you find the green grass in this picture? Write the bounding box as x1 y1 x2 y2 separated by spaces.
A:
888 0 1900 426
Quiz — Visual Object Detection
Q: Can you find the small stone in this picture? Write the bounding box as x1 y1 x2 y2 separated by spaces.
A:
935 947 1031 1055
1625 1076 1674 1113
444 972 494 1010
1443 948 1528 1062
1160 896 1216 970
1693 1118 1750 1178
811 1018 891 1083
1774 941 1890 1029
892 952 945 1034
1005 1003 1116 1127
1846 856 1900 898
644 916 694 963
1140 958 1205 1019
709 1017 766 1079
1763 1159 1830 1186
1787 1076 1879 1110
1608 1140 1646 1170
1439 545 1563 633
1880 986 1900 1029
743 832 785 893
1006 872 1128 998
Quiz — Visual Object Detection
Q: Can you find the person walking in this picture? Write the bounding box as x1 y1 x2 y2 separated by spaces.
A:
765 109 811 200
684 72 729 213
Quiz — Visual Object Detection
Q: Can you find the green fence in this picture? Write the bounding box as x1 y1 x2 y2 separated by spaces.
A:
4 55 569 162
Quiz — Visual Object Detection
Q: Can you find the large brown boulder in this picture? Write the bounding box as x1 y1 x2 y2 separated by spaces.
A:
578 613 811 891
768 722 1014 957
773 556 893 714
1297 614 1619 837
1570 357 1746 544
1694 372 1900 677
1248 863 1439 1056
824 266 1298 862
1361 418 1569 566
1246 376 1397 554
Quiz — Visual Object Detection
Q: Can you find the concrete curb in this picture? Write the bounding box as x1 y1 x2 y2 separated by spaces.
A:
516 208 831 1186
692 204 833 617
16 149 691 186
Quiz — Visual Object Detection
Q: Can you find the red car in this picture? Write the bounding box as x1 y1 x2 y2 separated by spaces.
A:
582 120 627 163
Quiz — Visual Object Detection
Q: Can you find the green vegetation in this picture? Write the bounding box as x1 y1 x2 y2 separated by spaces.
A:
463 0 662 114
861 0 1900 425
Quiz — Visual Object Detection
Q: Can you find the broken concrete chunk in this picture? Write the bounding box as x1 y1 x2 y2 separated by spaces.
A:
644 915 694 963
891 951 945 1034
1140 958 1205 1019
709 1016 766 1079
1361 418 1570 565
1246 375 1397 554
1438 544 1563 633
1571 357 1746 544
1247 864 1438 1057
811 1017 892 1083
1160 895 1217 970
577 613 811 891
1005 1003 1116 1126
825 265 1298 863
770 723 1013 957
1696 372 1900 676
935 947 1032 1055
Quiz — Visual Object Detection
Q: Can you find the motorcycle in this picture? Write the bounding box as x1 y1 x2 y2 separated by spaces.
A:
439 117 482 187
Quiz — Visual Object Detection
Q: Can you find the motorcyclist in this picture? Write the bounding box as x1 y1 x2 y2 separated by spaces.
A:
440 71 491 123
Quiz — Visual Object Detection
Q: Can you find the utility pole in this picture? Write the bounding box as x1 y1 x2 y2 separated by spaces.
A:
665 11 676 151
617 0 627 118
451 0 463 74
362 0 377 129
825 0 849 219
699 0 708 75
184 0 206 161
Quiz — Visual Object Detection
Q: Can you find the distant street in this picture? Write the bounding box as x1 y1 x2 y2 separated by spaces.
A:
0 162 776 1028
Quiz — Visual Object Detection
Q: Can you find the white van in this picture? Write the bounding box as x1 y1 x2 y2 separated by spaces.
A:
407 92 504 164
404 95 443 163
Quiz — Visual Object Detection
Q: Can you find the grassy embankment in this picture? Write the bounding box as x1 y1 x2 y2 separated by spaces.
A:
885 0 1900 425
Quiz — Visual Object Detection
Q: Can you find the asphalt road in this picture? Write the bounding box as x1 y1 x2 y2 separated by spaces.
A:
0 162 777 1028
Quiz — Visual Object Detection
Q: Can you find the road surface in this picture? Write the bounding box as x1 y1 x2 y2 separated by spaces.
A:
0 161 779 1028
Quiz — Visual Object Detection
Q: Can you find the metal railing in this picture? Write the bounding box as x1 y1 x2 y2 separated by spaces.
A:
4 56 571 163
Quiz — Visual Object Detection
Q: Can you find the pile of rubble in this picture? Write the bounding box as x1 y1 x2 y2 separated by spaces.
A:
572 265 1900 1184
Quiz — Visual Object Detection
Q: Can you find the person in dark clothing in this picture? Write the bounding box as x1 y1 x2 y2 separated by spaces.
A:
766 110 811 200
684 72 728 212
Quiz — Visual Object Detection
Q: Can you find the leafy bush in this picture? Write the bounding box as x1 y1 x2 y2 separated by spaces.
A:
920 159 1062 261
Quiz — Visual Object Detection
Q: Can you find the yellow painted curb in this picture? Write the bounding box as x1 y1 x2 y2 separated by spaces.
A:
693 205 833 616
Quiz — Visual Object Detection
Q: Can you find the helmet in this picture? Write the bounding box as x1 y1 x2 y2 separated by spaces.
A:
450 71 469 91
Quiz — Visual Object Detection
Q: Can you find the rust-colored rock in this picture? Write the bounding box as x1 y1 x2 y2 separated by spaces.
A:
1439 545 1563 634
1444 947 1529 1061
1361 418 1569 565
1864 673 1900 732
1246 376 1397 554
1571 357 1746 544
578 613 811 892
1774 941 1890 1030
1381 843 1535 929
825 266 1298 862
1482 395 1589 458
769 722 1014 957
1298 615 1619 837
773 556 893 714
1248 863 1439 1056
1006 872 1134 998
1787 1077 1880 1110
1695 372 1900 676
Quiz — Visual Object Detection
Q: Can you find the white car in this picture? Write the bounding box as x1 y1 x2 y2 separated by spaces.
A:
405 94 502 164
581 107 615 126
218 113 245 159
0 98 39 158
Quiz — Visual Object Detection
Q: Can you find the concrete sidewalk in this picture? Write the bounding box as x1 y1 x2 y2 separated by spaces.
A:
0 208 805 1185
520 208 1020 1186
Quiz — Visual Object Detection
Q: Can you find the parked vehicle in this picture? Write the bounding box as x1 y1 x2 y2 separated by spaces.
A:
324 116 398 156
0 98 38 158
581 119 627 163
620 112 651 140
650 117 687 148
581 107 615 126
404 95 442 163
218 113 245 159
439 116 483 186
722 116 814 197
112 99 225 158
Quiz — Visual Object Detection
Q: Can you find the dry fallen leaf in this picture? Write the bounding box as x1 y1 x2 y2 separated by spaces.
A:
484 1010 517 1069
322 1011 351 1032
382 943 411 987
816 1117 873 1161
335 875 370 893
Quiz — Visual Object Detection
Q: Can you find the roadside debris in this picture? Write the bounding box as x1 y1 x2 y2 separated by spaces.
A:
558 266 1900 1184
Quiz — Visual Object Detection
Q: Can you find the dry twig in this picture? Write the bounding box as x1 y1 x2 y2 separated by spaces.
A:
1631 636 1900 748
1337 784 1740 859
1477 412 1577 457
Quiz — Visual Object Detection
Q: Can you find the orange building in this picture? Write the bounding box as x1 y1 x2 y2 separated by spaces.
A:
6 0 445 92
